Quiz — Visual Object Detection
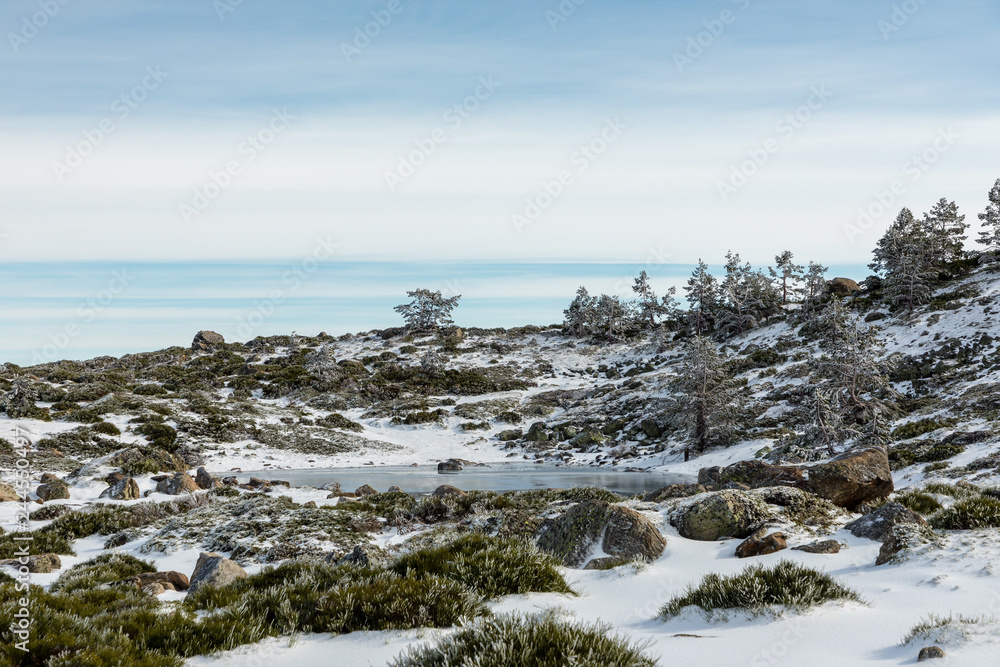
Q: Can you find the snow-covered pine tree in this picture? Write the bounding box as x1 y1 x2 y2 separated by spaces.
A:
870 208 919 276
564 286 597 338
802 385 855 456
684 259 720 336
679 336 741 458
977 178 1000 252
770 250 804 304
716 252 778 338
595 294 628 341
394 289 462 332
804 261 828 301
884 236 934 314
921 198 968 268
631 270 667 329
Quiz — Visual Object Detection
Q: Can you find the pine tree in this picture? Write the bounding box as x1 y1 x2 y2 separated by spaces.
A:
870 208 919 276
884 237 934 313
977 178 1000 252
716 252 779 338
802 386 855 456
684 259 720 336
921 198 968 267
631 270 667 329
804 262 829 301
564 286 597 338
394 289 461 332
595 294 628 341
679 337 741 458
770 251 804 304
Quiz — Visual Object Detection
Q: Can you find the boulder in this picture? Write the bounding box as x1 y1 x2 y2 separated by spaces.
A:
192 330 225 352
432 485 467 498
40 473 63 485
387 486 403 493
354 484 378 497
99 476 141 501
845 502 928 542
303 501 317 508
673 490 772 541
0 553 62 574
876 523 936 566
498 429 523 442
142 583 166 596
36 482 70 502
735 529 787 558
119 571 190 591
437 460 463 473
0 483 20 502
329 544 389 569
827 277 861 296
804 447 894 510
188 552 248 593
917 646 946 661
195 467 220 490
536 500 666 568
792 540 842 554
156 472 199 496
104 530 139 549
702 460 805 489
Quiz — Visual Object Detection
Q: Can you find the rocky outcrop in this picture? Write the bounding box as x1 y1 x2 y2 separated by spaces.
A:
701 460 805 489
536 500 666 568
192 330 225 352
99 477 141 501
845 502 928 542
804 448 894 510
188 552 248 593
673 490 772 541
735 528 787 558
827 277 861 296
156 472 199 496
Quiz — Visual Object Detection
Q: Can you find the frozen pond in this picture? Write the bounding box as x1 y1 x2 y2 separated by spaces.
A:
231 463 694 496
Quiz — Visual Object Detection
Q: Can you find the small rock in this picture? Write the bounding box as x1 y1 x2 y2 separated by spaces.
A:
432 485 467 497
303 501 317 508
104 530 139 549
497 429 523 442
142 583 166 596
221 476 239 486
792 540 842 554
918 646 946 661
329 544 389 568
387 485 403 493
320 482 342 493
188 552 248 593
156 472 199 496
355 484 378 497
735 529 787 558
39 473 63 485
437 460 463 472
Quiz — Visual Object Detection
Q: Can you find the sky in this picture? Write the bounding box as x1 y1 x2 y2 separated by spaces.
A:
0 0 998 267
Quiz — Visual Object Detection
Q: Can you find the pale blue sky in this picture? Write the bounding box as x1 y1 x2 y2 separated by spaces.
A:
1 0 998 265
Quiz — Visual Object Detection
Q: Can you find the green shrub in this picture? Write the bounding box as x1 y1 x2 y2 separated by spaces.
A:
391 611 658 667
52 553 157 594
389 533 573 599
91 421 122 436
392 409 446 425
658 560 864 620
136 423 178 451
930 496 1000 530
891 417 957 441
894 491 943 516
319 412 364 432
923 482 981 499
900 613 994 646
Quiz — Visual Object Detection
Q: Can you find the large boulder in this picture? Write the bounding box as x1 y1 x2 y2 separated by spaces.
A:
0 483 19 502
99 477 141 501
536 500 666 568
156 472 199 496
735 528 787 558
876 523 937 566
827 277 861 296
845 502 928 542
437 460 462 472
192 330 225 352
188 552 248 593
700 460 805 489
673 490 772 541
804 447 894 510
195 467 220 490
36 481 70 502
432 485 467 498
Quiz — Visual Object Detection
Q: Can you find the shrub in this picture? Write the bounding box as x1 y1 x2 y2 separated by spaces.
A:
891 417 957 441
135 423 178 451
392 409 446 425
133 383 168 396
52 553 157 594
930 496 1000 530
900 613 996 646
391 611 658 667
389 533 573 599
319 412 364 432
658 560 864 620
91 421 122 436
894 491 943 516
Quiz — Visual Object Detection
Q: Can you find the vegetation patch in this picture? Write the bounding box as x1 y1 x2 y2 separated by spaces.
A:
930 496 1000 530
658 560 864 620
391 611 657 667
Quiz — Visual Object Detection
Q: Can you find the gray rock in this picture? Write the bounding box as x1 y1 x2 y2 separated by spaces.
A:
355 484 378 497
36 482 70 502
673 490 772 542
156 472 199 495
918 646 945 661
845 502 928 542
438 460 463 472
792 540 842 554
536 500 666 568
188 552 248 593
192 330 225 352
329 544 389 569
195 467 220 490
432 485 467 497
99 477 140 501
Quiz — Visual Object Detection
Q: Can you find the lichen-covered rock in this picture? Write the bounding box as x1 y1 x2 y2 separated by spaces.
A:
805 447 894 510
192 330 225 352
845 502 928 542
156 472 199 495
644 484 706 501
0 483 19 502
705 460 806 489
792 540 842 554
195 467 220 490
735 528 787 558
355 484 378 497
188 552 248 593
498 429 523 442
536 500 665 568
876 523 937 566
673 490 772 541
438 460 462 472
37 481 70 502
0 553 62 573
99 477 140 501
